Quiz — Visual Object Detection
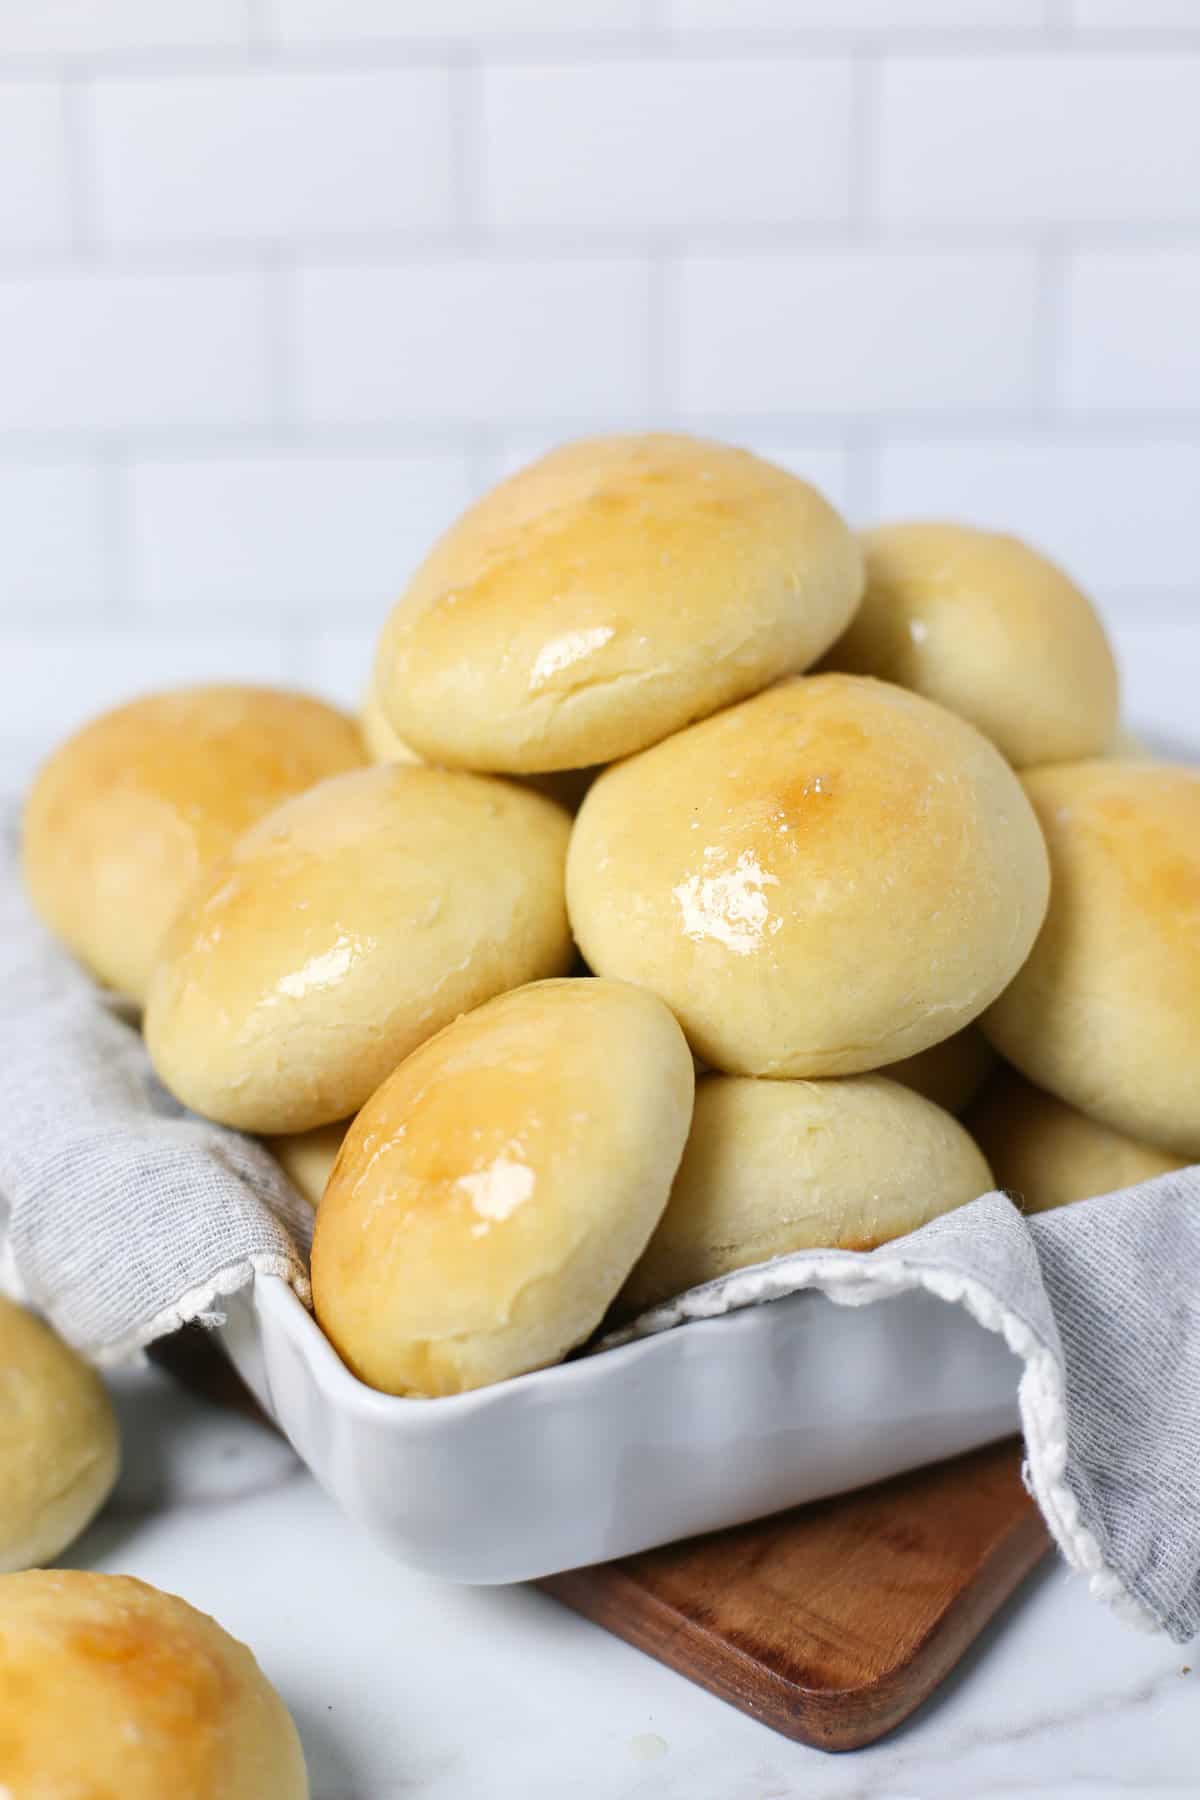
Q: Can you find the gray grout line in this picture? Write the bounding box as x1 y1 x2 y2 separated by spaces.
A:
6 32 1200 76
1034 236 1069 417
99 456 131 620
262 255 296 437
645 246 673 422
59 73 93 252
450 51 482 243
3 225 1200 280
849 50 879 239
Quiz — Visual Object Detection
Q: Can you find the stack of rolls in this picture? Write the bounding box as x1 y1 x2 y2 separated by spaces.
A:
21 431 1199 1407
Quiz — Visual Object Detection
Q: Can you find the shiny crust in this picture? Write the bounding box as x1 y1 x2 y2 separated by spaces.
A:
374 433 864 773
311 978 695 1396
567 674 1051 1078
982 760 1200 1158
826 522 1119 769
0 1571 307 1798
144 765 574 1134
21 685 365 1003
621 1073 994 1313
968 1067 1187 1215
0 1298 119 1573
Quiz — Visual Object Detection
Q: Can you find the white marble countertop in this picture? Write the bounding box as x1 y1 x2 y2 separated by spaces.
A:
62 1355 1196 1800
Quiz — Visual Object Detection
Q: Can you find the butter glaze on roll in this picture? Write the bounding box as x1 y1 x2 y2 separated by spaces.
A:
0 1298 119 1572
145 765 573 1134
374 433 864 773
21 685 365 1003
982 760 1200 1159
968 1067 1188 1215
312 978 695 1396
621 1073 993 1313
826 523 1119 768
567 674 1051 1078
0 1571 307 1798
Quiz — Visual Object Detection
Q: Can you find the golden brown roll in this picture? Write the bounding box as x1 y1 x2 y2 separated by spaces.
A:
22 685 365 1003
0 1298 119 1572
312 978 695 1396
145 765 573 1134
374 433 863 773
886 1025 996 1117
968 1067 1188 1215
621 1074 994 1314
267 1120 349 1208
0 1570 307 1798
567 674 1050 1078
982 760 1200 1159
826 523 1118 768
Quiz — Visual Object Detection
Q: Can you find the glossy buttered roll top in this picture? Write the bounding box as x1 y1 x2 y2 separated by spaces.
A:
373 433 864 773
144 765 574 1135
21 684 365 1004
567 673 1051 1079
311 978 695 1397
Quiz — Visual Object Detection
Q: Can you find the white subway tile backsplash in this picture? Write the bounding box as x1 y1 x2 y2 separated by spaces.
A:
290 632 379 711
1072 1 1200 29
88 70 455 248
874 438 1200 594
879 55 1200 226
266 0 644 43
677 251 1038 415
0 1 1195 697
0 83 70 251
295 258 651 426
0 463 108 620
0 0 251 57
1062 252 1200 413
127 452 474 623
667 0 1048 32
0 271 269 436
481 59 853 235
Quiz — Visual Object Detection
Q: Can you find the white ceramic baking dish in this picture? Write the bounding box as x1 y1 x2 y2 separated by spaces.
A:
218 1271 1019 1583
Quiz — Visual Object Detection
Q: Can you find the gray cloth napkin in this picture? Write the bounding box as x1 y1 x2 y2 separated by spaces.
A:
2 804 1198 1641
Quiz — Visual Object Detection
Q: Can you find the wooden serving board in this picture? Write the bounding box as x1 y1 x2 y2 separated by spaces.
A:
153 1329 1048 1752
541 1439 1049 1752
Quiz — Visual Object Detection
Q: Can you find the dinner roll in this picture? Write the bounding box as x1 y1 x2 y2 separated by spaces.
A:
312 978 694 1396
0 1298 119 1572
267 1120 349 1208
826 523 1118 768
145 765 573 1134
968 1068 1188 1215
568 674 1050 1078
886 1025 996 1117
22 685 364 1003
374 433 863 773
982 760 1200 1159
0 1571 307 1798
621 1074 993 1314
